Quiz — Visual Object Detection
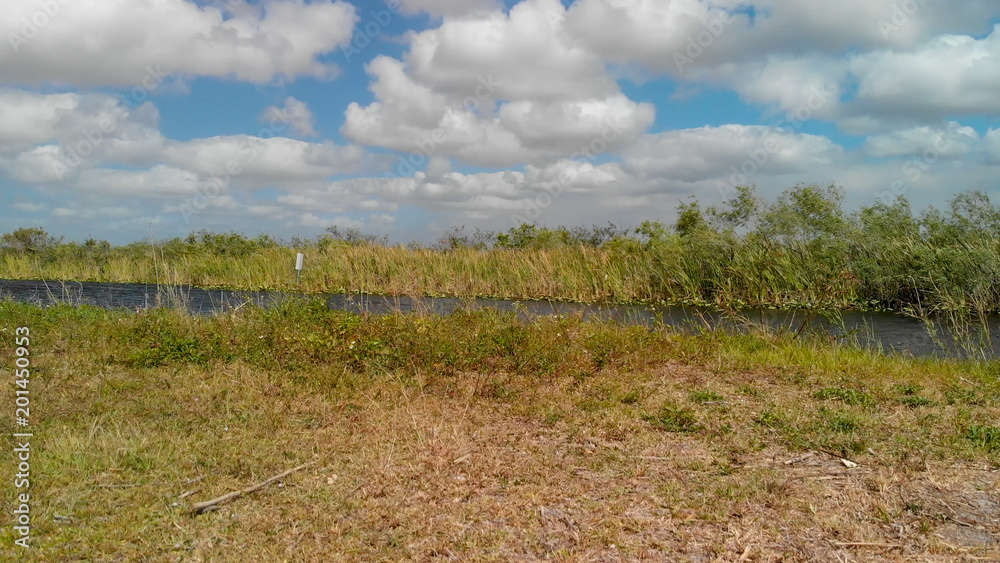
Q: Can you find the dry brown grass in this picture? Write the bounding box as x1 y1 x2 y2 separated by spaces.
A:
1 367 997 561
1 305 999 561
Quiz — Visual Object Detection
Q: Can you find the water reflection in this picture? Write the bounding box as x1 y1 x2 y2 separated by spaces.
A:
1 279 995 360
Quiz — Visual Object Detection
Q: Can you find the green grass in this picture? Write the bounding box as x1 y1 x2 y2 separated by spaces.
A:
967 425 1000 453
1 301 999 560
4 186 1000 319
643 402 703 432
814 386 877 407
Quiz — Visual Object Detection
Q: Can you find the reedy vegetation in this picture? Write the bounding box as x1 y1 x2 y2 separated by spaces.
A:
3 185 1000 316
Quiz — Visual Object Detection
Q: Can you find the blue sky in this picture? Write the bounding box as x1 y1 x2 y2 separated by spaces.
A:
2 0 1000 243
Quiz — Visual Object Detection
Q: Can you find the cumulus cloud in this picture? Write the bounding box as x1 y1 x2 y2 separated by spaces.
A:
343 0 656 167
394 0 503 18
984 129 1000 163
0 0 357 86
260 97 318 138
623 125 845 183
559 1 1000 132
73 165 202 198
863 122 981 158
849 28 1000 121
269 159 628 220
405 0 616 102
0 90 79 151
709 55 847 118
564 0 999 74
3 0 1000 242
298 213 363 229
163 136 367 186
498 95 655 153
0 89 166 180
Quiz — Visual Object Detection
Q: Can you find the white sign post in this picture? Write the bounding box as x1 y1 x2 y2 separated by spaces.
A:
295 253 304 284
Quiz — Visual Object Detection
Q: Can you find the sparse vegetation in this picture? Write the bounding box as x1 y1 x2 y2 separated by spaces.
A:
1 301 999 559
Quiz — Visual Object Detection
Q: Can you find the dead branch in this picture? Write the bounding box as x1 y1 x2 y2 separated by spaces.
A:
191 459 318 514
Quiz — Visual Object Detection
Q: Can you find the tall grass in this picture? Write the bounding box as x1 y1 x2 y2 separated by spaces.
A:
3 186 1000 315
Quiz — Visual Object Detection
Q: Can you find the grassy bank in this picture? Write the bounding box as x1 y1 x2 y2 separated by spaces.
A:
3 186 1000 316
1 301 999 560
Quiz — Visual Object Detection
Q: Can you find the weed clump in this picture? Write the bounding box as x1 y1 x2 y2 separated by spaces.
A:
966 425 1000 453
643 403 702 433
814 387 876 407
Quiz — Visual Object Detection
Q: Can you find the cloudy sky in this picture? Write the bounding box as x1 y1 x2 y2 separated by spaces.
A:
2 0 999 243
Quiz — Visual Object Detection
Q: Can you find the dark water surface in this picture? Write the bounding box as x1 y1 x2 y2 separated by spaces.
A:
2 279 996 360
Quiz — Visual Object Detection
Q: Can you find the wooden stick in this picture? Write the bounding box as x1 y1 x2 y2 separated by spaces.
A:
816 448 859 466
191 460 318 514
832 542 902 548
178 487 202 500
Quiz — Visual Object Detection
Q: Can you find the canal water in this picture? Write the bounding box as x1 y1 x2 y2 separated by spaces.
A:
1 279 996 360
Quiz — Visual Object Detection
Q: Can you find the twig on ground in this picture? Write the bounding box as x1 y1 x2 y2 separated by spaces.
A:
816 447 859 466
178 488 202 500
784 452 815 465
97 481 169 489
832 542 902 548
191 459 318 514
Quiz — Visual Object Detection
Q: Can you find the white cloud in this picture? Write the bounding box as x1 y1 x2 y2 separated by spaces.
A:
623 125 845 182
0 0 357 86
3 145 70 183
13 202 43 212
984 129 1000 163
0 89 166 180
0 90 78 151
564 0 999 74
864 122 980 158
394 0 503 18
564 0 739 73
4 0 1000 243
0 96 370 223
405 0 616 102
849 28 1000 120
163 136 367 187
344 84 653 167
260 97 318 138
560 1 1000 132
298 213 362 229
52 206 133 219
343 1 656 168
708 55 846 118
74 165 202 197
498 95 654 153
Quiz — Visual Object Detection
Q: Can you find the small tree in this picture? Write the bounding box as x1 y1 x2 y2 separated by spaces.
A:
707 185 762 232
759 184 847 247
322 225 388 246
674 199 708 238
0 227 60 254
